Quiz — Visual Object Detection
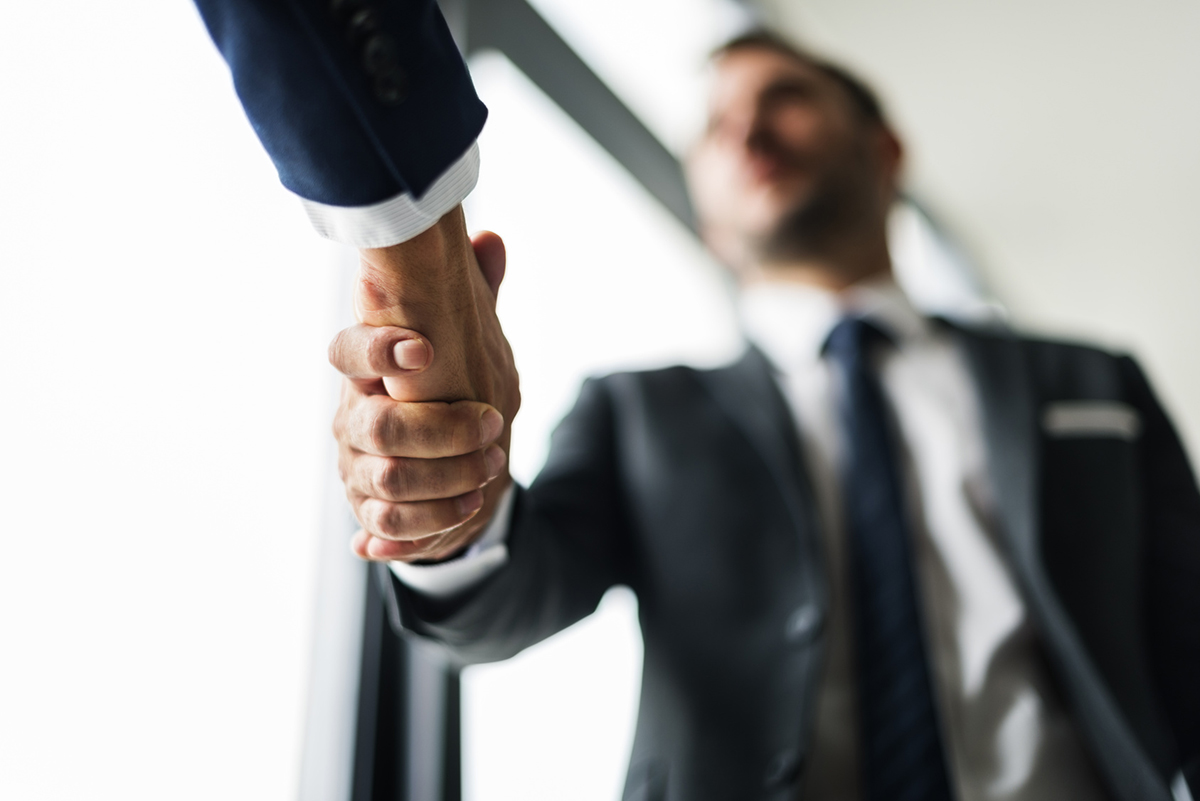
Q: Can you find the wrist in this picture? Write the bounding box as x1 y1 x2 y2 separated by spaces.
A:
355 205 475 326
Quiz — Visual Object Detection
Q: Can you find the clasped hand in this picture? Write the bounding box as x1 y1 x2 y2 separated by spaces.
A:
330 220 519 563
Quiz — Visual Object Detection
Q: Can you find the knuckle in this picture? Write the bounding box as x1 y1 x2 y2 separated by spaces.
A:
327 334 343 368
374 502 404 539
328 328 355 371
377 458 408 499
366 330 394 374
464 451 491 488
367 406 397 453
448 408 482 453
376 520 400 541
351 496 377 530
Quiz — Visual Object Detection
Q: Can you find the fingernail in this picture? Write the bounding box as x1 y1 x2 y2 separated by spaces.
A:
456 490 484 517
480 408 504 445
483 445 506 480
394 339 427 370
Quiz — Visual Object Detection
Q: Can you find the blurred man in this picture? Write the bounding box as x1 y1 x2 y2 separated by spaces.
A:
329 30 1200 801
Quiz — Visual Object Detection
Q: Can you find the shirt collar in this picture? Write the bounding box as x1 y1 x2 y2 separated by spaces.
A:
738 273 929 374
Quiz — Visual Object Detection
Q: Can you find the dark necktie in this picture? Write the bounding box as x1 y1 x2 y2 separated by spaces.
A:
823 317 955 801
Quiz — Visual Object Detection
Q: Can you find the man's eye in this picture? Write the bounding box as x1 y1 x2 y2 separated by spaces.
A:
772 84 815 104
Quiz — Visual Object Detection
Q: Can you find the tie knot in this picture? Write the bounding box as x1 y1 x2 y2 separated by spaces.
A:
822 316 892 364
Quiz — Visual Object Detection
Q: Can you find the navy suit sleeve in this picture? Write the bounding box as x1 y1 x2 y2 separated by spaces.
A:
381 377 635 665
1121 356 1200 786
192 0 486 208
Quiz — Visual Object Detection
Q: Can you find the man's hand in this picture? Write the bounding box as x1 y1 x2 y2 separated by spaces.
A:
331 225 519 562
331 332 509 562
354 207 514 407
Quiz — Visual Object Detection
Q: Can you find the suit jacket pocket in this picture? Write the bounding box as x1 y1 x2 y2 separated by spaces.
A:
1042 400 1141 440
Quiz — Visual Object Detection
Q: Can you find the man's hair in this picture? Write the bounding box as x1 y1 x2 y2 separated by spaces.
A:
712 29 889 128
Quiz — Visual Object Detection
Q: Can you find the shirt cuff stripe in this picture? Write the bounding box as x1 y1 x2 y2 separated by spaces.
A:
299 142 480 248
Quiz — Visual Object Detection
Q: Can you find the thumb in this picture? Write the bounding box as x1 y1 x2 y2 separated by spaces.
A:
471 231 506 299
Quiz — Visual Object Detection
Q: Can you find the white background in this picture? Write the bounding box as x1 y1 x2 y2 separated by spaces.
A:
2 1 1197 800
0 2 333 799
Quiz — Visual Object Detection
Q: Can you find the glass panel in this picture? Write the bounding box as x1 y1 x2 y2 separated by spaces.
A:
525 0 753 155
460 49 740 801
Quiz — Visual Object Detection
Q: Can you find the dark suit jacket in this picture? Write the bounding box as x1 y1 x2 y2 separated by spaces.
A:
193 0 486 207
387 324 1200 801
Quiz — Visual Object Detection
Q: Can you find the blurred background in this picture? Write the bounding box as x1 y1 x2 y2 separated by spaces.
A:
0 0 1196 799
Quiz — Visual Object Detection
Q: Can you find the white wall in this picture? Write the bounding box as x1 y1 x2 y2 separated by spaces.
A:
4 2 1194 800
757 0 1200 456
0 3 338 798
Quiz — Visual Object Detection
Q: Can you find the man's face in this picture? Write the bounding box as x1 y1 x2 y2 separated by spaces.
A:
687 47 898 268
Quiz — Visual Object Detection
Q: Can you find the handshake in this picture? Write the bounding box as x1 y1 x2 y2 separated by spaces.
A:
329 208 520 564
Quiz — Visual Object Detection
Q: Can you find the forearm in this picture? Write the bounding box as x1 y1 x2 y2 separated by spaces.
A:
384 487 620 664
385 378 634 660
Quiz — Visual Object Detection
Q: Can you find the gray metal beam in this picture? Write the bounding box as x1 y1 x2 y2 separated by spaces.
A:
466 0 697 233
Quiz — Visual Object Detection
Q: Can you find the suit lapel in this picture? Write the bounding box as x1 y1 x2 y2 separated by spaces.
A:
952 324 1041 568
952 323 1172 801
696 345 814 537
695 344 833 649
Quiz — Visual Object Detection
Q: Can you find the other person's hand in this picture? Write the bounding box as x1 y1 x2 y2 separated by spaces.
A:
330 228 519 562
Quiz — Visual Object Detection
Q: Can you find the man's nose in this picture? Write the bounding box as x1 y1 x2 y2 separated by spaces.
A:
716 101 768 148
742 108 780 156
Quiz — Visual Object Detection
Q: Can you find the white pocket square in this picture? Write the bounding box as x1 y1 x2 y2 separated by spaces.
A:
1041 401 1141 440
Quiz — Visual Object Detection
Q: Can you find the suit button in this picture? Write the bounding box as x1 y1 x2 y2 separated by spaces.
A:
763 749 803 789
374 68 409 105
785 605 822 644
362 33 400 76
329 0 369 21
345 8 381 44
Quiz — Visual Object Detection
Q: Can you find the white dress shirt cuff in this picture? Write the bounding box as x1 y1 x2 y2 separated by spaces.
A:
299 142 480 249
388 482 515 599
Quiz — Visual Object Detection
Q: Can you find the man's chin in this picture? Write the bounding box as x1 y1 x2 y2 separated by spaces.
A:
743 204 800 243
751 181 814 220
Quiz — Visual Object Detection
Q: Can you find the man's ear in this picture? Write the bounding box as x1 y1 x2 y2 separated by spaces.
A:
874 125 904 197
884 127 904 177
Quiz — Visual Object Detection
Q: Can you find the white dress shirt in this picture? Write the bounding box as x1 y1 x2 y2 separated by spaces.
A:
740 277 1106 800
393 276 1110 800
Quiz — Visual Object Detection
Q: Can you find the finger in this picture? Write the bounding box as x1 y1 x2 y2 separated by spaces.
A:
351 529 447 563
364 530 477 562
328 324 432 380
342 445 506 503
341 397 504 458
350 528 373 560
471 231 506 299
353 490 485 541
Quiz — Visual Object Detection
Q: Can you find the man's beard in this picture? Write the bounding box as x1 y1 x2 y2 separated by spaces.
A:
753 158 876 265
